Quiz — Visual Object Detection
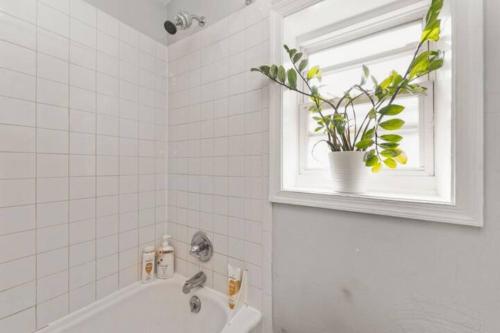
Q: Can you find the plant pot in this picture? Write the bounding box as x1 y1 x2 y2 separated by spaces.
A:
328 151 368 193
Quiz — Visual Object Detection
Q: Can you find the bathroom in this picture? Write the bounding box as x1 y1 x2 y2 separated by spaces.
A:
0 0 498 332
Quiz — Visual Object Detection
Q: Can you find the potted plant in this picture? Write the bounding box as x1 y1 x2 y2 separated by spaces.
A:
251 0 445 193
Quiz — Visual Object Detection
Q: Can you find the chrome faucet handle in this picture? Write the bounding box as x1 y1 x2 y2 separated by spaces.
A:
189 231 213 262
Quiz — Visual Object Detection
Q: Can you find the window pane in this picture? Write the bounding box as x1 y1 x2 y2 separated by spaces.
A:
308 21 422 70
306 135 330 169
304 21 426 172
319 53 414 97
306 95 422 170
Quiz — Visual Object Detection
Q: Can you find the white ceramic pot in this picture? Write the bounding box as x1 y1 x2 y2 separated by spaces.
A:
328 151 368 193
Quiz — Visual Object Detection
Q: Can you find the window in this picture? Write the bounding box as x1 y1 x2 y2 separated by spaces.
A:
300 21 434 175
269 0 484 226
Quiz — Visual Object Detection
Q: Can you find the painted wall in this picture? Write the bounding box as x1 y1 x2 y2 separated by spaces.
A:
0 0 168 331
272 1 500 332
83 0 168 43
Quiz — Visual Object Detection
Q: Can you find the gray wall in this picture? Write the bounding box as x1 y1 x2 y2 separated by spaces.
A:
166 0 249 44
272 1 500 332
83 0 168 43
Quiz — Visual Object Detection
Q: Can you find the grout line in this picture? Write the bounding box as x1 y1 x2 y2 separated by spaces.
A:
94 12 99 301
0 304 36 322
66 0 72 318
136 40 141 282
117 22 122 288
34 0 39 327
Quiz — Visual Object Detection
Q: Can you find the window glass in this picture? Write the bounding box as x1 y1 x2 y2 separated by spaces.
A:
305 96 421 170
303 21 427 171
308 21 422 71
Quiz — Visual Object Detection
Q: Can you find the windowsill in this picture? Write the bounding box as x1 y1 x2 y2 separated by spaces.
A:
270 187 482 227
283 185 451 204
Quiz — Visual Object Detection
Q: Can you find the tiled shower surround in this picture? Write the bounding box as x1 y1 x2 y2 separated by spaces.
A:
0 0 168 331
167 1 272 332
0 0 273 332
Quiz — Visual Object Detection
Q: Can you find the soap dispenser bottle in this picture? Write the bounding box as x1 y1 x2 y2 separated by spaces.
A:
157 235 174 279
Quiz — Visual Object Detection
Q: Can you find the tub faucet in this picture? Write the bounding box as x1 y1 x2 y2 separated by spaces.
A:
183 271 207 294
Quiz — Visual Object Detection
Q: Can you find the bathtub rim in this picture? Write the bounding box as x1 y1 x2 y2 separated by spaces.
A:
35 274 261 333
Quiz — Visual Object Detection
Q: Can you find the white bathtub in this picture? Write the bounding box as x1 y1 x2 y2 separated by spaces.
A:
37 274 261 333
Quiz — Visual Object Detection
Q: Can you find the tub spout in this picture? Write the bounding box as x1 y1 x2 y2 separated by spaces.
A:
183 271 207 294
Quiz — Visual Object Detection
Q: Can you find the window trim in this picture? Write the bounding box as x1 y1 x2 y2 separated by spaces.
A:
268 0 484 227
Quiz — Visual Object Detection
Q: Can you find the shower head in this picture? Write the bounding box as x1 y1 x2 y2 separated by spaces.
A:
164 20 177 34
164 11 206 35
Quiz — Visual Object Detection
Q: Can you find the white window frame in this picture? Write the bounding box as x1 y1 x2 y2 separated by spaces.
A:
269 0 484 227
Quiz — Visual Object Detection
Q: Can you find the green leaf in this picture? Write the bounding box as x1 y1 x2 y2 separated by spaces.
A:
310 86 319 96
406 83 427 94
379 76 393 90
379 142 399 149
287 68 297 89
292 52 302 64
365 154 379 167
278 66 286 83
383 158 397 169
314 126 323 133
429 58 444 72
362 128 376 140
269 65 278 79
425 0 443 25
333 114 346 133
409 50 443 79
307 66 320 80
421 19 441 42
283 45 290 52
355 139 374 150
368 109 377 120
379 104 404 116
363 65 370 79
390 72 404 87
371 162 382 173
361 65 370 85
380 134 403 142
395 151 408 165
298 59 308 72
379 119 405 130
309 105 319 113
288 48 297 58
381 149 400 158
258 65 270 75
380 71 402 89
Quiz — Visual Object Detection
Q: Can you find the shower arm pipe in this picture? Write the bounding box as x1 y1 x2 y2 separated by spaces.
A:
190 14 206 26
175 11 206 29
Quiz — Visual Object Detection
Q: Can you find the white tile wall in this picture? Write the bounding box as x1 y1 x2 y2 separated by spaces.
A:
167 1 272 332
0 0 168 331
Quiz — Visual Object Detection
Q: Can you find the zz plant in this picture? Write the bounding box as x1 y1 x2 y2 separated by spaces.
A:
251 0 445 172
